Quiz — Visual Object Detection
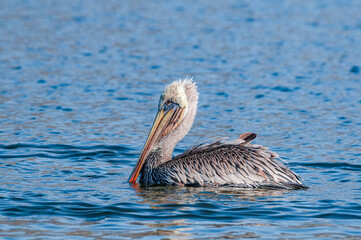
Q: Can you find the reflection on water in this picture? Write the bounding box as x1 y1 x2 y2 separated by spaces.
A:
1 0 361 239
134 184 293 206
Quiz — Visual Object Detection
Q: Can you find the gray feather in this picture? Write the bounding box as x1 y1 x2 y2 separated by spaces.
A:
139 138 307 189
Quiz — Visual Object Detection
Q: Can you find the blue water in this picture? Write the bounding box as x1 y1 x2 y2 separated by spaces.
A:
1 0 361 239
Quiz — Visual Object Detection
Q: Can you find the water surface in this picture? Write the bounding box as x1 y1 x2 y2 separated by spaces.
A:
1 0 361 239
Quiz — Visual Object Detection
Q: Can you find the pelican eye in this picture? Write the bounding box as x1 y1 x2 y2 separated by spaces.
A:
165 99 172 105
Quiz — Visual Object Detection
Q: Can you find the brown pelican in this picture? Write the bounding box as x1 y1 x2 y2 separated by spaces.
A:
128 78 307 189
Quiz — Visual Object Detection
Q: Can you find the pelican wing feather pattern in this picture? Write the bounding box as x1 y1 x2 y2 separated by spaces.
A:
140 134 306 189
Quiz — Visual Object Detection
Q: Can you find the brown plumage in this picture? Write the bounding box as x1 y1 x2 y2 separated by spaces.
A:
128 78 307 189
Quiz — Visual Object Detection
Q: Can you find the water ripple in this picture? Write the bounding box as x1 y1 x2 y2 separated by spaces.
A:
1 0 361 239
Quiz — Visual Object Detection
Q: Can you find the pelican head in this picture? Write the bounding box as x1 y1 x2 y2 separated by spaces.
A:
128 77 199 183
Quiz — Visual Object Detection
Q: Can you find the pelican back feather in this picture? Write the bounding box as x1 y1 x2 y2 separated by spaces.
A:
139 135 307 189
